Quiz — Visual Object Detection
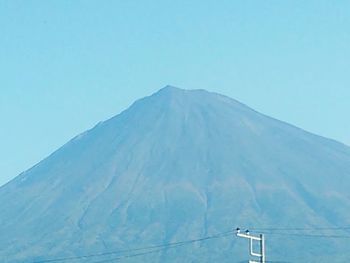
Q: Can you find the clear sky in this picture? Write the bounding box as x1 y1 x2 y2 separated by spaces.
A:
1 0 349 186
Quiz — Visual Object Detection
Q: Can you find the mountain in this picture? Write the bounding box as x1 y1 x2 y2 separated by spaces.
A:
1 86 350 262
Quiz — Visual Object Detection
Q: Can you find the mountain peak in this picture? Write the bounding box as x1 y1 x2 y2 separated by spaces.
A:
145 86 253 119
1 86 350 262
156 85 210 97
161 85 182 91
154 85 188 97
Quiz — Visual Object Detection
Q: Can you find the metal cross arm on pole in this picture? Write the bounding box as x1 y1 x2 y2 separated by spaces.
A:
235 227 266 263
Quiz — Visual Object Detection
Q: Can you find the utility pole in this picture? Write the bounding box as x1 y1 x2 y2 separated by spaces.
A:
235 227 265 263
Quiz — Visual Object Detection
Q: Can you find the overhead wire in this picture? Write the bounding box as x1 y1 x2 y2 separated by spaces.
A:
249 226 350 232
92 231 234 263
255 231 350 239
247 225 350 239
32 229 234 263
32 225 350 263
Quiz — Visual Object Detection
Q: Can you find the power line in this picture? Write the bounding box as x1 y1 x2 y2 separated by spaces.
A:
31 225 350 263
32 230 234 263
246 226 350 239
92 231 234 263
91 243 191 263
93 248 290 263
235 226 350 263
256 231 350 239
250 226 350 232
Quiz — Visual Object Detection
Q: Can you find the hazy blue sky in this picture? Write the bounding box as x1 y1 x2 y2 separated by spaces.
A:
1 0 349 186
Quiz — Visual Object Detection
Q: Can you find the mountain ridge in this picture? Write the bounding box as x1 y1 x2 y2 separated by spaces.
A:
1 86 350 262
7 85 347 186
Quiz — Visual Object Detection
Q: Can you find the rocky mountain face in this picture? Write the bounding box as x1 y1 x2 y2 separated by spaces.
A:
1 86 350 262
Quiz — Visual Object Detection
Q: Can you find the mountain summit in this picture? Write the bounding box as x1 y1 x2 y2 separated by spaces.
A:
1 87 350 262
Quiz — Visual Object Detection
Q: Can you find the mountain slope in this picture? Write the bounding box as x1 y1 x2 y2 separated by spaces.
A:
1 86 350 262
